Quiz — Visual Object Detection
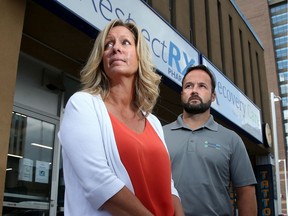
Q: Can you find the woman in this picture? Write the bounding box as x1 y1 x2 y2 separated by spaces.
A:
58 19 184 216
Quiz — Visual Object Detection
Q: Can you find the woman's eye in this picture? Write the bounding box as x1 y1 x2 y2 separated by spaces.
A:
104 42 113 50
123 40 131 46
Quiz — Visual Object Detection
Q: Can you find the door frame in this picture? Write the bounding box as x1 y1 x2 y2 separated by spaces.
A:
7 103 62 216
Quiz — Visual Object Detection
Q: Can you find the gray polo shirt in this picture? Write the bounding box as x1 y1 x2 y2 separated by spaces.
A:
163 115 257 216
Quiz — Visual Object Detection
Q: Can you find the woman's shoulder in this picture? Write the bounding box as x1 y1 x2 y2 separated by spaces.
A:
146 113 162 129
64 92 107 119
69 91 102 103
65 92 104 112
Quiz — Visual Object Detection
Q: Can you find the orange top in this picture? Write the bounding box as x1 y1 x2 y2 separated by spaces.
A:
109 113 174 216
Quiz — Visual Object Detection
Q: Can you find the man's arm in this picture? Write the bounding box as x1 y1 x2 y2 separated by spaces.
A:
235 185 257 216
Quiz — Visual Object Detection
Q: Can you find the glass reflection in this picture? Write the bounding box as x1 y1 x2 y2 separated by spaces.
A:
3 111 55 216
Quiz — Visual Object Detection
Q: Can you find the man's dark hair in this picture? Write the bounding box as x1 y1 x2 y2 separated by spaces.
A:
182 64 216 93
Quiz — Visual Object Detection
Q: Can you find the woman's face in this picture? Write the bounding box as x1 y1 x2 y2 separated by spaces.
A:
102 26 139 81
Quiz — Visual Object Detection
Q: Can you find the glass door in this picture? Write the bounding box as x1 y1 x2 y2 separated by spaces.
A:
3 106 61 216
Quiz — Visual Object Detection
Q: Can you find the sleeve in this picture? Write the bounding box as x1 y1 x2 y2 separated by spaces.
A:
146 114 180 198
230 131 257 187
58 92 125 209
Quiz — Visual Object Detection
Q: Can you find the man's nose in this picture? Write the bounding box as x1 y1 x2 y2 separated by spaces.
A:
191 88 199 94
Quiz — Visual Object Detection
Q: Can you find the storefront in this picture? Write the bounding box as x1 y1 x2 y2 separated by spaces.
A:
1 0 274 215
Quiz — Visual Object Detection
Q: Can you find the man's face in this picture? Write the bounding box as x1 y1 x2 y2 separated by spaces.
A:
181 69 216 114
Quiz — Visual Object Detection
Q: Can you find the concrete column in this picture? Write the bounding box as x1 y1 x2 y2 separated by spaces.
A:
0 0 26 214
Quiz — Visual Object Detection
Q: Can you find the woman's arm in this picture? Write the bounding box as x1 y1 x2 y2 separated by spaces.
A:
102 187 153 216
59 93 129 209
172 195 184 216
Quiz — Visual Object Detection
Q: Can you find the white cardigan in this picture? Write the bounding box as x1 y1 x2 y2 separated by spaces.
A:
58 92 179 216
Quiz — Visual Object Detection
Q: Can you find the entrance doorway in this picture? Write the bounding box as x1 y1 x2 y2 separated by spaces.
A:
3 106 62 216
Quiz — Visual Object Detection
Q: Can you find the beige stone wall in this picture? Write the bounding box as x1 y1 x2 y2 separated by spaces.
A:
0 0 26 214
235 0 287 213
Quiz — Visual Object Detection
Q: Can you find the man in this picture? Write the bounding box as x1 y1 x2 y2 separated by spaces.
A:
163 64 257 216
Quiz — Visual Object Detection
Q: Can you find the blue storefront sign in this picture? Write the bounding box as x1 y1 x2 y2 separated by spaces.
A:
53 0 263 143
54 0 200 86
202 56 263 142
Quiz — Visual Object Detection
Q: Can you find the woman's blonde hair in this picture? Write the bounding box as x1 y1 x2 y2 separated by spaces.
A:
80 19 161 115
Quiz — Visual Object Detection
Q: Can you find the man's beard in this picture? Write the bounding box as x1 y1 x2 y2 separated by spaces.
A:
181 97 212 114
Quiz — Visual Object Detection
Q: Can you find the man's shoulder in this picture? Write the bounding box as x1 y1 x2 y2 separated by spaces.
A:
217 122 236 133
216 122 241 140
163 120 177 130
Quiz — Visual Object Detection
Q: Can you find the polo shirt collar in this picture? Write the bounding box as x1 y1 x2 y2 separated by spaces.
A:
172 114 218 131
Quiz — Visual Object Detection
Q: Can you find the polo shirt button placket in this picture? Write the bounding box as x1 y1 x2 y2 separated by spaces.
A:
187 134 196 152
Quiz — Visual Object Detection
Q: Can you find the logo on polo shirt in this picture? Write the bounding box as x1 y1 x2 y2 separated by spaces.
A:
204 141 221 150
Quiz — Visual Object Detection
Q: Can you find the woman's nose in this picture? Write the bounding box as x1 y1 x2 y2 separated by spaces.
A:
112 42 121 53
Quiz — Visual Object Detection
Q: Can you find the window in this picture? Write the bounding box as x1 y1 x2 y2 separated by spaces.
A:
276 48 288 58
278 59 288 70
271 12 288 24
273 24 288 35
283 110 288 120
280 84 288 94
279 72 288 82
270 4 288 14
274 35 288 46
285 122 288 133
281 97 288 107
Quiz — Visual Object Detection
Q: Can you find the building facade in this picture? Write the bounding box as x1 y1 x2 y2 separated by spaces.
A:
0 0 280 215
234 0 287 214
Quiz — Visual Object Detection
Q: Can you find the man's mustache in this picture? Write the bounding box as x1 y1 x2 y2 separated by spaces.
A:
188 95 202 103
